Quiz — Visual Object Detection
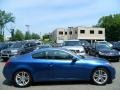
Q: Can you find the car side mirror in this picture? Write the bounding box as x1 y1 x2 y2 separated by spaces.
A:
72 57 78 63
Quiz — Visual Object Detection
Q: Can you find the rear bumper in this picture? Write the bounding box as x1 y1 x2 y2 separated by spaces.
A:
3 65 13 81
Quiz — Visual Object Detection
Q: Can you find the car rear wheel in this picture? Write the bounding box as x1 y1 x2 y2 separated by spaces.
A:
13 70 32 87
92 68 109 85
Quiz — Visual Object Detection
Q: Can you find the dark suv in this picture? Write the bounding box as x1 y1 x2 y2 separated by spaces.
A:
0 41 39 61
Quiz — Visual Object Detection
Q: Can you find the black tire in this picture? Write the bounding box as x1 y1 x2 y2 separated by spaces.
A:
91 68 109 85
13 70 32 87
87 51 90 55
116 58 119 62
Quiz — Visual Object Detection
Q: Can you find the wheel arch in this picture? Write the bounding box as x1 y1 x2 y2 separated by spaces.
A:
12 68 34 82
90 66 112 80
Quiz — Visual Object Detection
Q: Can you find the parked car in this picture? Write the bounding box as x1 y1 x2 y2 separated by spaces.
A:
20 41 38 54
94 41 113 48
0 42 14 52
112 42 120 51
35 44 52 50
3 48 115 87
0 41 38 61
62 40 86 55
62 46 85 56
63 40 81 46
88 44 120 61
79 40 91 54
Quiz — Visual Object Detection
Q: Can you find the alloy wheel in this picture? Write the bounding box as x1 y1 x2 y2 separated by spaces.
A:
92 68 108 85
14 71 31 87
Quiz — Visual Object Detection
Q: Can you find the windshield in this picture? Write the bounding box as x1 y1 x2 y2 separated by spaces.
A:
10 42 23 48
64 41 81 46
0 44 6 48
96 45 111 50
79 41 90 46
64 49 84 59
39 45 51 49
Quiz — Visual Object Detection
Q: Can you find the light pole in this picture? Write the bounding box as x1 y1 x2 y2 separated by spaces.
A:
25 25 30 31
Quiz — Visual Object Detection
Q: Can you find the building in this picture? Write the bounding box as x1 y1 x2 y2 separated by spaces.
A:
51 26 105 43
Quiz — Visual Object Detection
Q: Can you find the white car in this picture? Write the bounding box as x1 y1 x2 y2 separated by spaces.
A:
62 46 86 56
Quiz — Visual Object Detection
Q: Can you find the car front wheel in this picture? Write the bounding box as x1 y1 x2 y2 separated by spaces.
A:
92 68 109 85
13 70 32 87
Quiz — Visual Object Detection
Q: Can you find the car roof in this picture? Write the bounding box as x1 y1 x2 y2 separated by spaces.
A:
32 47 67 54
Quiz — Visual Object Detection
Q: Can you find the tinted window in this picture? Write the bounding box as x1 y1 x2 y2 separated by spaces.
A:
96 45 111 50
98 30 103 34
69 31 72 35
59 31 63 35
65 32 67 35
80 30 85 34
90 30 94 34
46 50 73 60
25 42 37 47
10 42 23 48
32 50 73 60
64 41 81 46
32 51 45 59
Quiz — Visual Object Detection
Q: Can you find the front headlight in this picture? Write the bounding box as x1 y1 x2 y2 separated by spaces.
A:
119 52 120 55
11 50 18 54
99 51 105 55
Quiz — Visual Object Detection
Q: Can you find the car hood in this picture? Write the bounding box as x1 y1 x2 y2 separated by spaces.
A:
79 56 109 64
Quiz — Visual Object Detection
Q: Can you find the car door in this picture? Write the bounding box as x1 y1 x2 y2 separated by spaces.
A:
32 51 56 81
44 50 87 80
32 50 88 81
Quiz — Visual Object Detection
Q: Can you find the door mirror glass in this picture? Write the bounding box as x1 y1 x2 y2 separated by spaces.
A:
72 57 78 63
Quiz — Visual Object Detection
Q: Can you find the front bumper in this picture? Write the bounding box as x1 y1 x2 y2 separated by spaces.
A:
0 53 18 58
1 54 13 58
109 66 116 80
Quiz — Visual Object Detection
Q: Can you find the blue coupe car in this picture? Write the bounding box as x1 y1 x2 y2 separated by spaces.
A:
3 48 115 87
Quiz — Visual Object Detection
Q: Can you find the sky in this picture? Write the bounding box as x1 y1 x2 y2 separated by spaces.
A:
0 0 120 36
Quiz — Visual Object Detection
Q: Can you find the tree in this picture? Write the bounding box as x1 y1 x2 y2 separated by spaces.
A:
31 33 40 39
42 34 55 44
0 10 15 41
97 14 120 41
25 31 32 40
13 29 24 41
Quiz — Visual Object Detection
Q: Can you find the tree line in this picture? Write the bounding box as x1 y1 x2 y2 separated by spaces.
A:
0 9 120 41
9 29 40 41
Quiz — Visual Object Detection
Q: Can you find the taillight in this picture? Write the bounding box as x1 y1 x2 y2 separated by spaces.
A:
5 60 10 66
